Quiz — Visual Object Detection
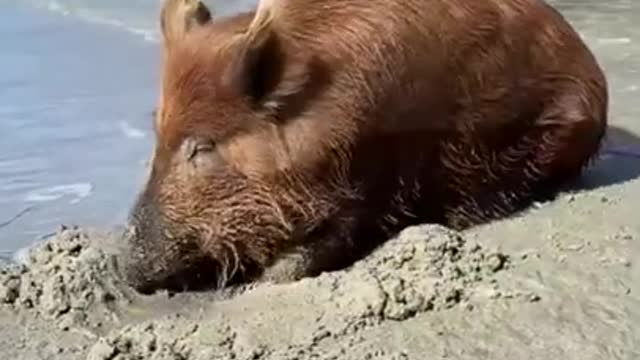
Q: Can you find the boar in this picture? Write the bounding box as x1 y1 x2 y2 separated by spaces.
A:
123 0 607 294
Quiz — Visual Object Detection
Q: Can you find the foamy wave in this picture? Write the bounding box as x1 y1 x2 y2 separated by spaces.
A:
119 121 146 139
24 183 93 205
30 0 160 42
12 246 31 265
68 11 160 42
596 37 632 45
27 0 259 42
45 0 70 16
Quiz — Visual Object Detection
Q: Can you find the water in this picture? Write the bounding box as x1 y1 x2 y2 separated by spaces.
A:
0 1 261 256
1 0 639 256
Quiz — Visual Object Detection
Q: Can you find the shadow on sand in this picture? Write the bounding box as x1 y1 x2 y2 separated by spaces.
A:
574 125 640 191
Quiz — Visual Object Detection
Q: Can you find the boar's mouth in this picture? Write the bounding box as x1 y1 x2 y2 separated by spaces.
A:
128 256 219 295
120 215 222 295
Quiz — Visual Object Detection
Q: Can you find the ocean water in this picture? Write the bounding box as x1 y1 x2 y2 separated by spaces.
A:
0 0 257 256
1 0 639 257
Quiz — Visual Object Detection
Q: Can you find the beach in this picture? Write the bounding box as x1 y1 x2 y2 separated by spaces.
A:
0 0 639 359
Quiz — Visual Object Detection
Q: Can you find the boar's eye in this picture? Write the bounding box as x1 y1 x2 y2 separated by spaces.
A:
184 138 215 162
181 137 219 175
181 137 223 175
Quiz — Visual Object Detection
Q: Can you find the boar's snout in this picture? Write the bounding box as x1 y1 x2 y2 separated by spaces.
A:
120 196 217 295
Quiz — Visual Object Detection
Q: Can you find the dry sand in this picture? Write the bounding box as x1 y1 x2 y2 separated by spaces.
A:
2 1 640 359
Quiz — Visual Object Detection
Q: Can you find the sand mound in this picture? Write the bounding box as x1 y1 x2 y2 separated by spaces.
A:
82 225 510 360
0 224 513 359
0 226 132 331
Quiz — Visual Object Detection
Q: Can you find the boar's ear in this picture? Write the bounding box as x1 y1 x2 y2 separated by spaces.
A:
222 4 311 111
160 0 212 49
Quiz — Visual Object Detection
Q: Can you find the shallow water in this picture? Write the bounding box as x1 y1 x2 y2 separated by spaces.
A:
0 3 155 255
0 1 260 256
1 0 639 255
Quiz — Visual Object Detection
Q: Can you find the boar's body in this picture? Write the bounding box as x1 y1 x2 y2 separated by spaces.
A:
123 0 607 293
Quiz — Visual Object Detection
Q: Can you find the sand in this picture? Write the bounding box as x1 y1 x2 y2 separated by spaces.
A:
1 224 512 359
1 179 639 360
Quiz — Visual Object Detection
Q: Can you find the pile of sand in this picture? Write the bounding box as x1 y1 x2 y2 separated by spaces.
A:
0 227 133 332
0 224 511 359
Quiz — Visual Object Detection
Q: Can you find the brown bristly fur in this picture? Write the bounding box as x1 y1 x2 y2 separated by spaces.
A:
122 0 607 294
